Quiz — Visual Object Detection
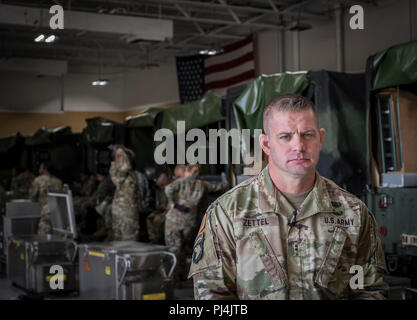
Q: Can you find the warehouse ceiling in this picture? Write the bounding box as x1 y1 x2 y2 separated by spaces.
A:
0 0 377 72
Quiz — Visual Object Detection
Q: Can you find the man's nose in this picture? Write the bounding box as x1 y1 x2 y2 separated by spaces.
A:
291 134 306 152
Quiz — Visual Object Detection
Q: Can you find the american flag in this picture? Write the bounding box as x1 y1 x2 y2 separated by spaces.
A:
176 35 256 103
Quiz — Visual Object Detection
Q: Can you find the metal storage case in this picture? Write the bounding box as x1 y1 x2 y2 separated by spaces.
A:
1 201 41 275
78 241 176 300
7 189 78 294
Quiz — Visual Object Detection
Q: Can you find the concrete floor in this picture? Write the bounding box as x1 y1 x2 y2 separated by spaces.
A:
1 270 412 300
0 274 194 300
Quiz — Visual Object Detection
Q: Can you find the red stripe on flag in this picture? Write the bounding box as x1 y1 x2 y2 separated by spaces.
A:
205 69 256 91
205 52 254 75
214 35 253 56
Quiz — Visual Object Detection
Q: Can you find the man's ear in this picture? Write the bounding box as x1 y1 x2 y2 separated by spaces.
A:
319 128 325 148
259 133 270 156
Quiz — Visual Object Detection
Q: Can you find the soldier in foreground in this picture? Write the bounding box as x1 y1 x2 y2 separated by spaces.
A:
109 146 141 241
30 162 63 235
188 94 388 300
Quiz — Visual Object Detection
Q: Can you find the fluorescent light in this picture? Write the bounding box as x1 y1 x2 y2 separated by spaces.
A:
45 35 56 43
34 34 45 42
200 49 218 56
92 79 109 86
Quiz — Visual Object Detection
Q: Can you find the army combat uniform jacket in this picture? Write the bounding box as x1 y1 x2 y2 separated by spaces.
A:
188 166 388 300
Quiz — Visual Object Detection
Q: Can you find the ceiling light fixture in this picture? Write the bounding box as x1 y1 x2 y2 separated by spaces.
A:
200 49 220 56
92 79 109 86
34 34 45 42
45 35 57 43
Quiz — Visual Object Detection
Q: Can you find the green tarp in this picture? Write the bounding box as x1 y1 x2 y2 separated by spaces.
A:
0 133 22 153
233 72 309 132
372 40 417 90
308 71 367 195
82 117 119 145
125 107 166 128
161 91 224 134
25 126 72 146
124 108 166 171
127 127 156 172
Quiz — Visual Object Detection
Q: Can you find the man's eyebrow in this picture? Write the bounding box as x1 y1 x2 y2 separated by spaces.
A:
302 129 316 133
277 131 292 135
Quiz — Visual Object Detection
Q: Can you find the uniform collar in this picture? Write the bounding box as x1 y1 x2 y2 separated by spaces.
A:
257 165 334 219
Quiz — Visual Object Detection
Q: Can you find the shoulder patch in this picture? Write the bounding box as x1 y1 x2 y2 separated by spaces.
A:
198 213 207 235
188 217 219 278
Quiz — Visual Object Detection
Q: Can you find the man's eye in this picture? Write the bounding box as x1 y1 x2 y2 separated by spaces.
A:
280 135 289 140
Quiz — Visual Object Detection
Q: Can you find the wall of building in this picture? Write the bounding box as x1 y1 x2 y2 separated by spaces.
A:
256 0 417 74
0 0 416 138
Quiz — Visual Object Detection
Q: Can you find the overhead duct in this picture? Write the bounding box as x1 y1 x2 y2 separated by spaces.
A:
0 4 173 42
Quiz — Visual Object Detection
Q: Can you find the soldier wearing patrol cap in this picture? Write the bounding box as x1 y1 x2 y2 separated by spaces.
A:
188 94 388 300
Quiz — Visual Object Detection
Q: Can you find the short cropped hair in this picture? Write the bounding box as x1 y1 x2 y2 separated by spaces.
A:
186 164 200 177
263 94 318 134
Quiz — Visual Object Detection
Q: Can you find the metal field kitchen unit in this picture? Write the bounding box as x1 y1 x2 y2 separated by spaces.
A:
7 189 78 294
78 241 176 300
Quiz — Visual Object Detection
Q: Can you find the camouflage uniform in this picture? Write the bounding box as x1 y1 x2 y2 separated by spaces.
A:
11 174 34 199
73 175 97 217
147 188 168 245
109 148 141 241
165 176 228 281
136 171 151 211
81 177 114 213
80 175 97 197
30 174 64 235
189 165 388 300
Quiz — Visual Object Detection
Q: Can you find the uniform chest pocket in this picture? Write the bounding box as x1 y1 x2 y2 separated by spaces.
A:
314 227 348 290
248 229 288 288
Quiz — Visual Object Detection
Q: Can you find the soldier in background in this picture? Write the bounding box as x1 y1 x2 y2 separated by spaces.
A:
135 170 151 211
164 164 228 287
77 168 115 241
146 168 172 245
188 94 388 300
72 172 97 223
30 161 63 235
11 168 34 199
73 172 96 197
174 164 186 179
109 146 141 241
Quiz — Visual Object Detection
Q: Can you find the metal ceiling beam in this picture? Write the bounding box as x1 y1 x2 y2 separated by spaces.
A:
71 0 329 20
171 1 206 34
218 0 242 24
129 11 283 29
151 0 326 18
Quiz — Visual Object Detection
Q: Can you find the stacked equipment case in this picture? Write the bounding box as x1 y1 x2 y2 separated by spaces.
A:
7 189 78 295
